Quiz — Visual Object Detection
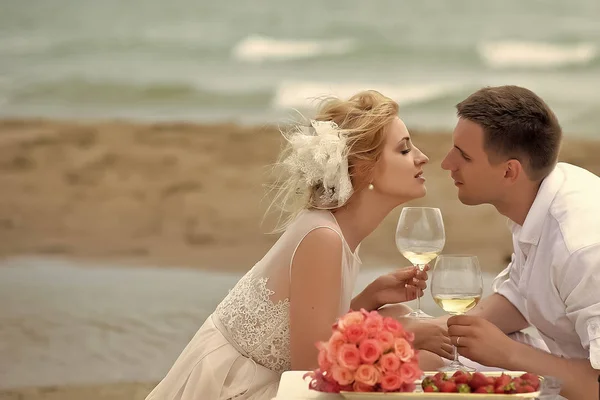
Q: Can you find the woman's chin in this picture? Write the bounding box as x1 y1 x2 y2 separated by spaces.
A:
413 185 427 199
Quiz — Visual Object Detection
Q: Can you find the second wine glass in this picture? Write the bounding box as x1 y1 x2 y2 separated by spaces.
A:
431 254 483 372
395 207 445 318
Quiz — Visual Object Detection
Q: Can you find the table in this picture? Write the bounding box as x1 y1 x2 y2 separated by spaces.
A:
273 371 340 399
272 371 565 399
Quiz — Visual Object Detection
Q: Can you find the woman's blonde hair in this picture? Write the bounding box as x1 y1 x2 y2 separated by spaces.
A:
266 90 399 232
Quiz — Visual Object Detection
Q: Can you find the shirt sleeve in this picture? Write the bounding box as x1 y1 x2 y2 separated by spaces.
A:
494 253 528 319
558 244 600 369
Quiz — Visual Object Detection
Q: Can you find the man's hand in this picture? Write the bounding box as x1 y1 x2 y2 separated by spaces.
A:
447 315 516 368
351 266 428 311
448 315 599 399
468 293 529 334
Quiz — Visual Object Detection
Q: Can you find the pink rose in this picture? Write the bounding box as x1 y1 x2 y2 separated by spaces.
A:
327 331 346 363
354 364 380 386
374 363 385 379
331 364 354 386
394 338 414 362
358 339 382 364
323 369 337 384
337 343 361 370
337 311 365 332
375 331 395 351
403 330 415 343
352 381 375 392
380 372 403 392
339 384 353 392
317 343 332 371
379 352 401 372
363 315 384 337
344 324 367 344
401 382 417 392
399 361 422 384
383 317 404 337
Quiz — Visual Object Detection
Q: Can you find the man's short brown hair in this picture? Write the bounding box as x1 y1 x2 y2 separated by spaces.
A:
456 85 562 181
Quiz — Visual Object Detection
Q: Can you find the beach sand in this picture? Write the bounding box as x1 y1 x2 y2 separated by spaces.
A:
2 118 600 272
1 118 600 399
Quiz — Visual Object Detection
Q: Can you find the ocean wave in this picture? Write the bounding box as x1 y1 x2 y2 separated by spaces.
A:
231 35 355 62
0 36 67 55
0 32 219 57
272 81 460 109
478 41 597 69
8 78 272 108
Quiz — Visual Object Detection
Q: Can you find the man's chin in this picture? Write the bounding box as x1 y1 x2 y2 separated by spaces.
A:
457 192 481 206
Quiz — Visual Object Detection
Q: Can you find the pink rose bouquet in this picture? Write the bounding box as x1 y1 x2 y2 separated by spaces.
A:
304 309 422 393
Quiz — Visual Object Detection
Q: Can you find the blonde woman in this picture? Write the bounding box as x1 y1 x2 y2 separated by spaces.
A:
146 91 450 400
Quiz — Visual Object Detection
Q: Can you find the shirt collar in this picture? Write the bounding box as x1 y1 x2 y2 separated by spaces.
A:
517 163 565 246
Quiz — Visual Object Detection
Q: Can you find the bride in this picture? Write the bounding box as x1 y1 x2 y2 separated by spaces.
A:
146 90 451 400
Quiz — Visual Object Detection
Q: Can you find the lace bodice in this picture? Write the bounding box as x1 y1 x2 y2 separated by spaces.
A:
213 210 361 375
215 272 291 373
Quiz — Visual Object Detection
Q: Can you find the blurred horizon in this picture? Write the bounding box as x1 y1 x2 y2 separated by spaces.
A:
1 0 600 136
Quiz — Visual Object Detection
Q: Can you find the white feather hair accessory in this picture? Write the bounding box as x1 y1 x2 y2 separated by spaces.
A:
282 119 354 207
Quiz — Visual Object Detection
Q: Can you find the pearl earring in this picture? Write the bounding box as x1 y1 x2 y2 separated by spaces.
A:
368 183 374 190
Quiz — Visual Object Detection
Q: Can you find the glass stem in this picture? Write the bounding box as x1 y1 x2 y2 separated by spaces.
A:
453 311 462 363
416 264 424 311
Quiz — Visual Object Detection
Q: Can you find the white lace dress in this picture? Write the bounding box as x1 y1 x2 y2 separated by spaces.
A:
145 210 362 400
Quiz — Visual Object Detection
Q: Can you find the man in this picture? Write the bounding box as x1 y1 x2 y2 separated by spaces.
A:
441 85 600 399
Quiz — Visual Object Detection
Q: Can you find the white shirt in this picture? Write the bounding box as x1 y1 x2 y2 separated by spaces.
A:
494 162 600 369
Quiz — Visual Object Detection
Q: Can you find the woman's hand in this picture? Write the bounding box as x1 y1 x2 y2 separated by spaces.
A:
351 266 428 311
378 305 454 360
408 320 454 360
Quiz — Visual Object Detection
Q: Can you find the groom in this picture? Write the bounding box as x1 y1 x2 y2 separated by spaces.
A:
440 85 600 399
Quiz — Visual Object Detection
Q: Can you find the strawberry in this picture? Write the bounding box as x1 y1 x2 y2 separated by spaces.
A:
497 382 517 394
452 371 471 385
423 384 439 392
494 373 511 388
517 384 536 393
422 377 439 392
457 383 471 393
474 385 494 393
433 372 448 382
422 377 434 387
469 372 489 390
520 373 541 390
432 372 448 388
511 377 523 387
522 384 535 393
439 381 457 393
520 372 538 381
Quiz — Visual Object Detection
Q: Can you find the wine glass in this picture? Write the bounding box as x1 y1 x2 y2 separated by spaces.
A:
431 254 483 372
395 207 445 318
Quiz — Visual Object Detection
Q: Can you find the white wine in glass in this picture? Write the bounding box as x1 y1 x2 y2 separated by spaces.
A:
433 294 481 315
396 207 445 318
431 254 483 372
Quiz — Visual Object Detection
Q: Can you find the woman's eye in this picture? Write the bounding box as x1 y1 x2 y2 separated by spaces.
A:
401 148 412 155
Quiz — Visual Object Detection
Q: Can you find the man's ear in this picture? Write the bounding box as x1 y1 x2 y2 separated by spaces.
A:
504 159 523 183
